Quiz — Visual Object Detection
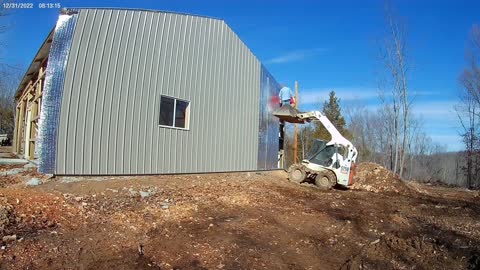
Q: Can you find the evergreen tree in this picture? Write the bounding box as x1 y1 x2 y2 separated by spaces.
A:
314 91 350 141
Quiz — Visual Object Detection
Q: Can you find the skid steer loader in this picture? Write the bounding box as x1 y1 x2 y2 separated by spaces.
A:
274 106 358 189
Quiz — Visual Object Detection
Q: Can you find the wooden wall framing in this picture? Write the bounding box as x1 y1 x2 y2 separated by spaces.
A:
13 59 48 160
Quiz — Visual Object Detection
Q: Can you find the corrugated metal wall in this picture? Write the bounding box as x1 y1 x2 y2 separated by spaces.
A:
56 9 261 174
257 66 281 170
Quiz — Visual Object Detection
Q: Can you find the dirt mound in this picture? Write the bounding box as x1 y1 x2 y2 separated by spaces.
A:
352 162 412 194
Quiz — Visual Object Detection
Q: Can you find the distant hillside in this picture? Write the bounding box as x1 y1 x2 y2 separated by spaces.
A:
407 151 468 187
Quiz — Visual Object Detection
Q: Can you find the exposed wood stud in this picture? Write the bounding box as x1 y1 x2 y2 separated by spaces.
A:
14 64 45 160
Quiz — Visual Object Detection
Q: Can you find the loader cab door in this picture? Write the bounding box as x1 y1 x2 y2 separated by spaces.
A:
308 140 336 167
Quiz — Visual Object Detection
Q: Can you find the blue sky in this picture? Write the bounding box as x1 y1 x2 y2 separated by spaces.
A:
2 0 479 151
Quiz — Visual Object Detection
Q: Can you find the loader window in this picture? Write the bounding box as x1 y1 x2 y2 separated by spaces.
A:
310 145 336 167
338 145 348 160
159 96 190 129
307 140 327 160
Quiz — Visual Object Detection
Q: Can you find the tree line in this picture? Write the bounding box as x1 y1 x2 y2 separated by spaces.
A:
284 1 474 188
282 90 464 186
0 65 21 138
0 6 20 139
457 25 480 188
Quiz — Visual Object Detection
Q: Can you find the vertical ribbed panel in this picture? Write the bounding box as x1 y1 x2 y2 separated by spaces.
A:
258 67 281 170
57 9 263 174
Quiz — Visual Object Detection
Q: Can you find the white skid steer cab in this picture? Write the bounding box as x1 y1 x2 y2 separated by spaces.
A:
274 106 358 189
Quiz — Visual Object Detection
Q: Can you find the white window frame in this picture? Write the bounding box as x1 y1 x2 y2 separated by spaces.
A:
158 95 190 130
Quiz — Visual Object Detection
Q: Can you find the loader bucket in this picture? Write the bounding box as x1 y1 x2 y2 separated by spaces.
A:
272 105 305 124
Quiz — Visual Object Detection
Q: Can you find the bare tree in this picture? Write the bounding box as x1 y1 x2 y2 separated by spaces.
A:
345 102 383 163
0 65 21 136
377 0 411 178
298 125 314 160
455 24 480 188
0 5 19 138
456 80 479 188
377 100 397 170
461 25 480 107
406 116 421 180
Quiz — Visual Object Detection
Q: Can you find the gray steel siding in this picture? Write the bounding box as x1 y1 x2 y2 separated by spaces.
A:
258 67 281 170
56 9 261 174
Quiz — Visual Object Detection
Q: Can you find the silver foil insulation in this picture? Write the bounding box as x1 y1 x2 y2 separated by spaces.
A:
38 10 78 173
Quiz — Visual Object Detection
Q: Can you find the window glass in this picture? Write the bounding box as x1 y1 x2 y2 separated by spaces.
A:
175 100 188 128
307 140 327 160
159 95 190 129
159 96 174 126
311 145 335 167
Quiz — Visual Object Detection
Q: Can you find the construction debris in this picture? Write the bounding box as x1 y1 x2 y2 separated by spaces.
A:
139 191 151 198
26 178 42 186
23 163 36 169
2 168 27 176
2 234 17 243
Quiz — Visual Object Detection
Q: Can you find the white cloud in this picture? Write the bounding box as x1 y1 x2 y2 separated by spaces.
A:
298 87 449 111
412 91 437 97
264 48 326 64
399 100 462 150
296 85 463 151
429 134 462 141
412 101 458 122
428 134 463 151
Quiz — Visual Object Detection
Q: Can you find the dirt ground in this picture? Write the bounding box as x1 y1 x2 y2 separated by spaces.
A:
1 152 480 269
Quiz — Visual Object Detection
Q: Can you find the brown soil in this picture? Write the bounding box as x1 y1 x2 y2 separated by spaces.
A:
0 163 479 270
351 162 414 194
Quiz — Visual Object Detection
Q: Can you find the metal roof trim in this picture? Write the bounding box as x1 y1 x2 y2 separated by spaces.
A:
15 29 54 99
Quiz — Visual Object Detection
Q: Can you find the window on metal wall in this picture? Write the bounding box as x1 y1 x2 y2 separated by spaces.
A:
159 96 190 129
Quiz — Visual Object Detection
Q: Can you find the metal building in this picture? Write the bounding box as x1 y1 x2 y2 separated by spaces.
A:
14 8 281 175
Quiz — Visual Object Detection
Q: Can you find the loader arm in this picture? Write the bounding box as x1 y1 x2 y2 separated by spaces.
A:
296 111 352 147
274 107 357 163
296 111 357 164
